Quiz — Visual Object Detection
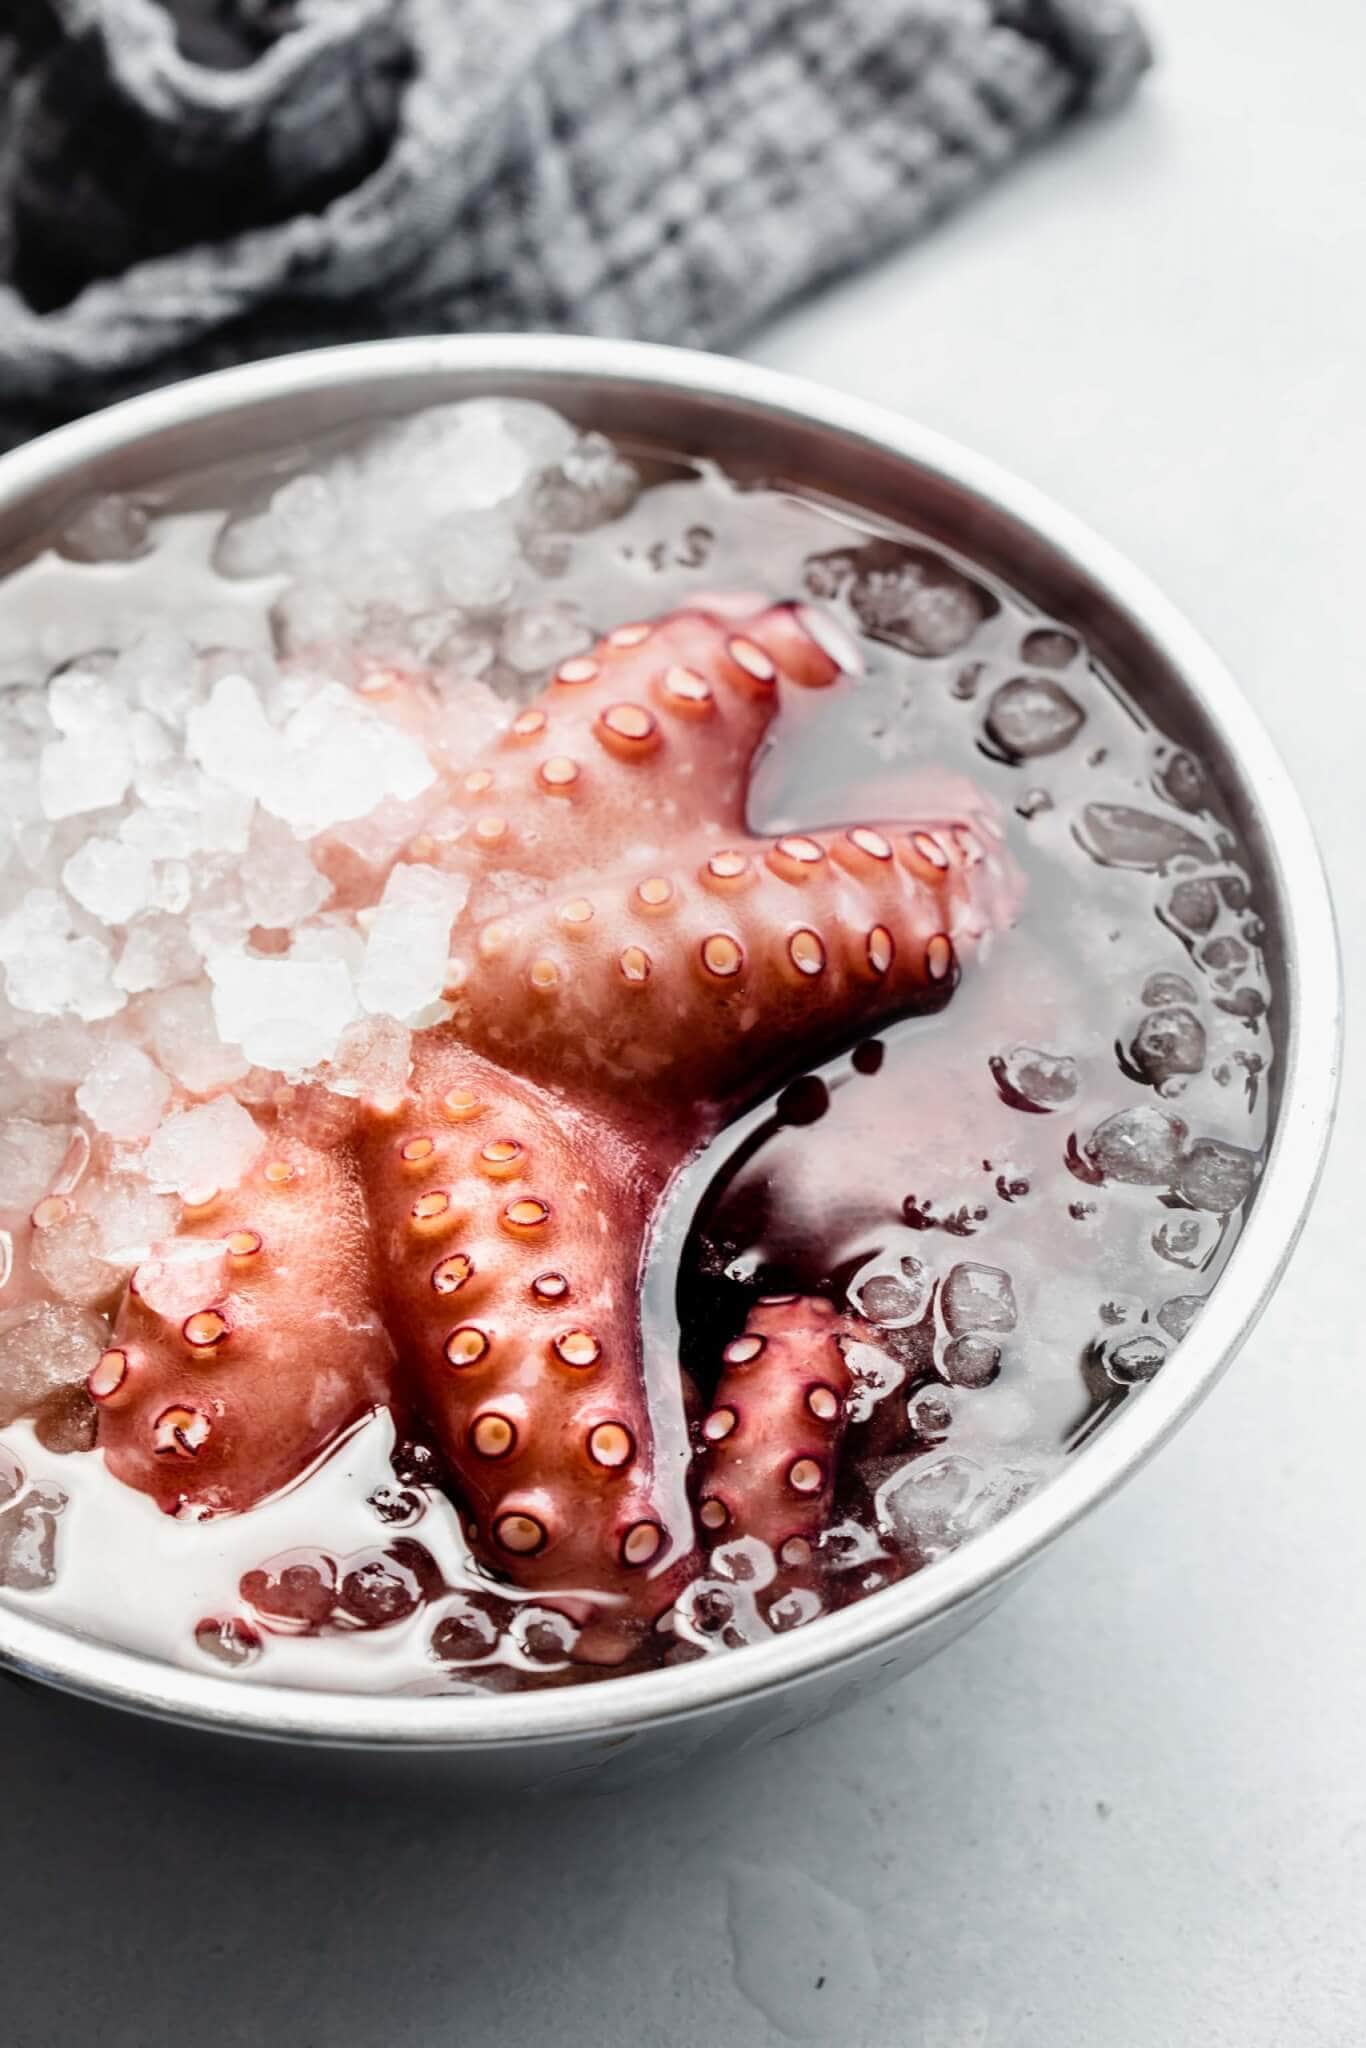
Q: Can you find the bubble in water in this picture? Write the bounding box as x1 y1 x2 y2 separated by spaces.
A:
984 675 1085 760
989 1044 1079 1113
1077 804 1211 872
1084 1106 1186 1185
1176 1137 1257 1213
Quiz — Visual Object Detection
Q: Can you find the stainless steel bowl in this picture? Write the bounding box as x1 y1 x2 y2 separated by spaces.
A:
0 338 1341 1786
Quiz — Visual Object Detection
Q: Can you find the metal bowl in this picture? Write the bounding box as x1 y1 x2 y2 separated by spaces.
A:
0 338 1340 1786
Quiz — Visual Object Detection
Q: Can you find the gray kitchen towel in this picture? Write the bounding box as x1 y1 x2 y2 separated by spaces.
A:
0 0 1150 447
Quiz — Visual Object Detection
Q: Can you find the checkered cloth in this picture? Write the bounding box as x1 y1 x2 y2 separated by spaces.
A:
0 0 1149 447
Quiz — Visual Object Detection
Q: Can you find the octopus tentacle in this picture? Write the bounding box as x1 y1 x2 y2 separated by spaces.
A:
450 815 1015 1103
696 1295 854 1576
446 602 853 885
96 1135 391 1518
352 1040 697 1660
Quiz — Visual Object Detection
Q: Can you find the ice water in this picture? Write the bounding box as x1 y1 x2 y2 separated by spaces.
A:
0 401 1271 1692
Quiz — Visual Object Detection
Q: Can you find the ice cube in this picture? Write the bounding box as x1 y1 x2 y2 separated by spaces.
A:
275 685 436 835
185 672 278 805
207 946 361 1071
526 432 640 532
58 493 151 564
0 1489 65 1592
80 1171 180 1265
0 891 123 1018
132 1238 229 1321
0 1118 71 1212
0 886 72 960
1084 1106 1186 1186
805 538 994 657
47 668 124 739
111 626 199 731
145 982 252 1094
942 1262 1018 1335
1076 804 1211 872
876 1452 981 1561
213 508 281 581
1130 1006 1206 1084
939 1334 1002 1389
145 1095 264 1201
0 1303 107 1426
1101 1331 1169 1385
75 1042 172 1141
326 1014 412 1103
358 863 467 1022
989 1045 1079 1112
847 1249 933 1328
269 474 342 560
1157 1294 1204 1342
6 1014 92 1095
38 670 135 820
62 836 156 924
1176 1138 1257 1213
984 676 1085 760
459 397 576 470
241 816 330 929
499 602 592 676
439 520 521 609
31 1210 116 1308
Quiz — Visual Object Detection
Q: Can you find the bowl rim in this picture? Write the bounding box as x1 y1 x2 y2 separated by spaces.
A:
0 335 1342 1750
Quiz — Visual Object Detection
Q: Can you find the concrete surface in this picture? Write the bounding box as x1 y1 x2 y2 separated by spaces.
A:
1 1 1361 2041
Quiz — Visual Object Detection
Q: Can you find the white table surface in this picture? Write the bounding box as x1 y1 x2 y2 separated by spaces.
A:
2 2 1362 2041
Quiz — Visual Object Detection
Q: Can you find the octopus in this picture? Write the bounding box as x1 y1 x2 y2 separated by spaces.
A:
83 597 1020 1663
